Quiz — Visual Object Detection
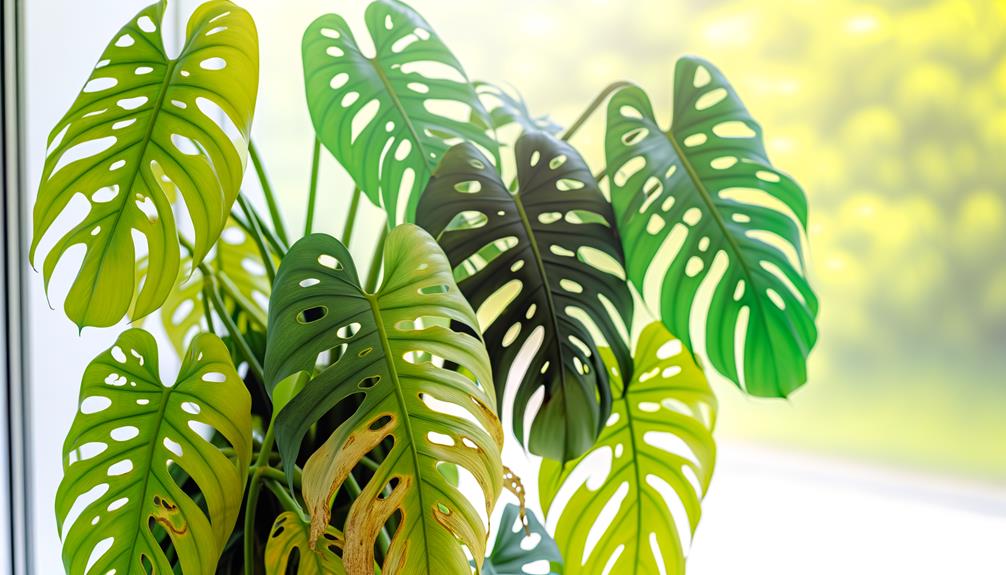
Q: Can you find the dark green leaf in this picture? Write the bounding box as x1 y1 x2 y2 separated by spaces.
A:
605 56 818 397
263 224 503 574
416 131 634 462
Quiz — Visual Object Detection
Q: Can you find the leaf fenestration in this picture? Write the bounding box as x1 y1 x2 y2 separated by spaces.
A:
539 322 716 574
605 56 818 397
417 131 634 462
265 511 347 575
56 329 252 574
264 224 503 575
481 504 562 575
302 0 498 226
31 0 259 329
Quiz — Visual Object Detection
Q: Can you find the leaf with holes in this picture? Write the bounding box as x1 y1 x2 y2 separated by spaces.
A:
55 329 252 574
30 0 258 329
482 504 562 575
416 131 634 462
265 511 347 575
263 224 503 575
302 0 498 226
539 322 716 575
151 220 270 357
473 81 562 136
605 56 818 397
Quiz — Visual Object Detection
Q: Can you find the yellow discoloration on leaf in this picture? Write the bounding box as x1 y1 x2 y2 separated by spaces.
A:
268 225 504 575
502 466 530 536
55 329 252 575
266 511 347 575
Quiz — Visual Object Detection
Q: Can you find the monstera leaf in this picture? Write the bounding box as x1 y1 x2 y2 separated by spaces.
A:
482 504 562 575
416 131 633 462
155 221 270 356
55 329 252 574
539 322 716 574
263 224 504 575
302 0 498 226
265 511 346 575
30 0 259 329
605 56 817 397
473 82 562 136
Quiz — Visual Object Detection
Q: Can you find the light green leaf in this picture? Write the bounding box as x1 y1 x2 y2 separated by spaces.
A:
473 81 562 136
416 132 634 462
56 329 252 574
540 322 716 575
265 511 347 575
155 221 270 357
605 56 818 397
482 504 562 575
31 0 258 329
301 0 498 226
264 224 503 575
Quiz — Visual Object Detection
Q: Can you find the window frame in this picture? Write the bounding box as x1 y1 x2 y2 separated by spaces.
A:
2 0 31 573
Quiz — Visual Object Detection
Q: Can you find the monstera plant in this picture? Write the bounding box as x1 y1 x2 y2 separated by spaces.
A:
37 1 818 573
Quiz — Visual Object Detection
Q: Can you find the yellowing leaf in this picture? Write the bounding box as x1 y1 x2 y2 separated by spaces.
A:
540 322 716 574
31 0 258 328
264 224 504 574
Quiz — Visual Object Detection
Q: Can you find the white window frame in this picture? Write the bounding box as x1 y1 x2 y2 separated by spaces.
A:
2 0 31 573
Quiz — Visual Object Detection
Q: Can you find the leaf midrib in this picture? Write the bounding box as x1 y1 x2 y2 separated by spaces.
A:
509 191 572 455
369 55 438 177
619 389 647 575
80 54 180 325
663 123 777 387
124 382 173 575
364 291 432 573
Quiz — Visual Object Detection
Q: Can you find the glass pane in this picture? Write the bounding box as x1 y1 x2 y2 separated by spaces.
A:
22 3 181 571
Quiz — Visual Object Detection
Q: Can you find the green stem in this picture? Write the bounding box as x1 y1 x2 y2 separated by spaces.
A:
233 207 288 256
341 187 362 246
243 423 276 575
345 472 362 497
201 284 217 335
305 138 322 236
248 140 290 246
243 476 263 574
357 455 380 472
256 424 276 480
364 226 388 293
264 478 304 516
237 194 277 284
560 80 633 141
253 465 302 489
203 272 265 385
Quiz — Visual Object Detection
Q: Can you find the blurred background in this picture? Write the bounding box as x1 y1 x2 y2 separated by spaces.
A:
17 0 1006 573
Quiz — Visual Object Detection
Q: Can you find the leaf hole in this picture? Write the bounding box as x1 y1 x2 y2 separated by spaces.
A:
296 305 328 324
369 414 393 431
317 254 343 270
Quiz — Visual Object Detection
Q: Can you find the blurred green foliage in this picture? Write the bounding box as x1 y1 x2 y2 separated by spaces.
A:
443 0 1006 479
256 0 1006 479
